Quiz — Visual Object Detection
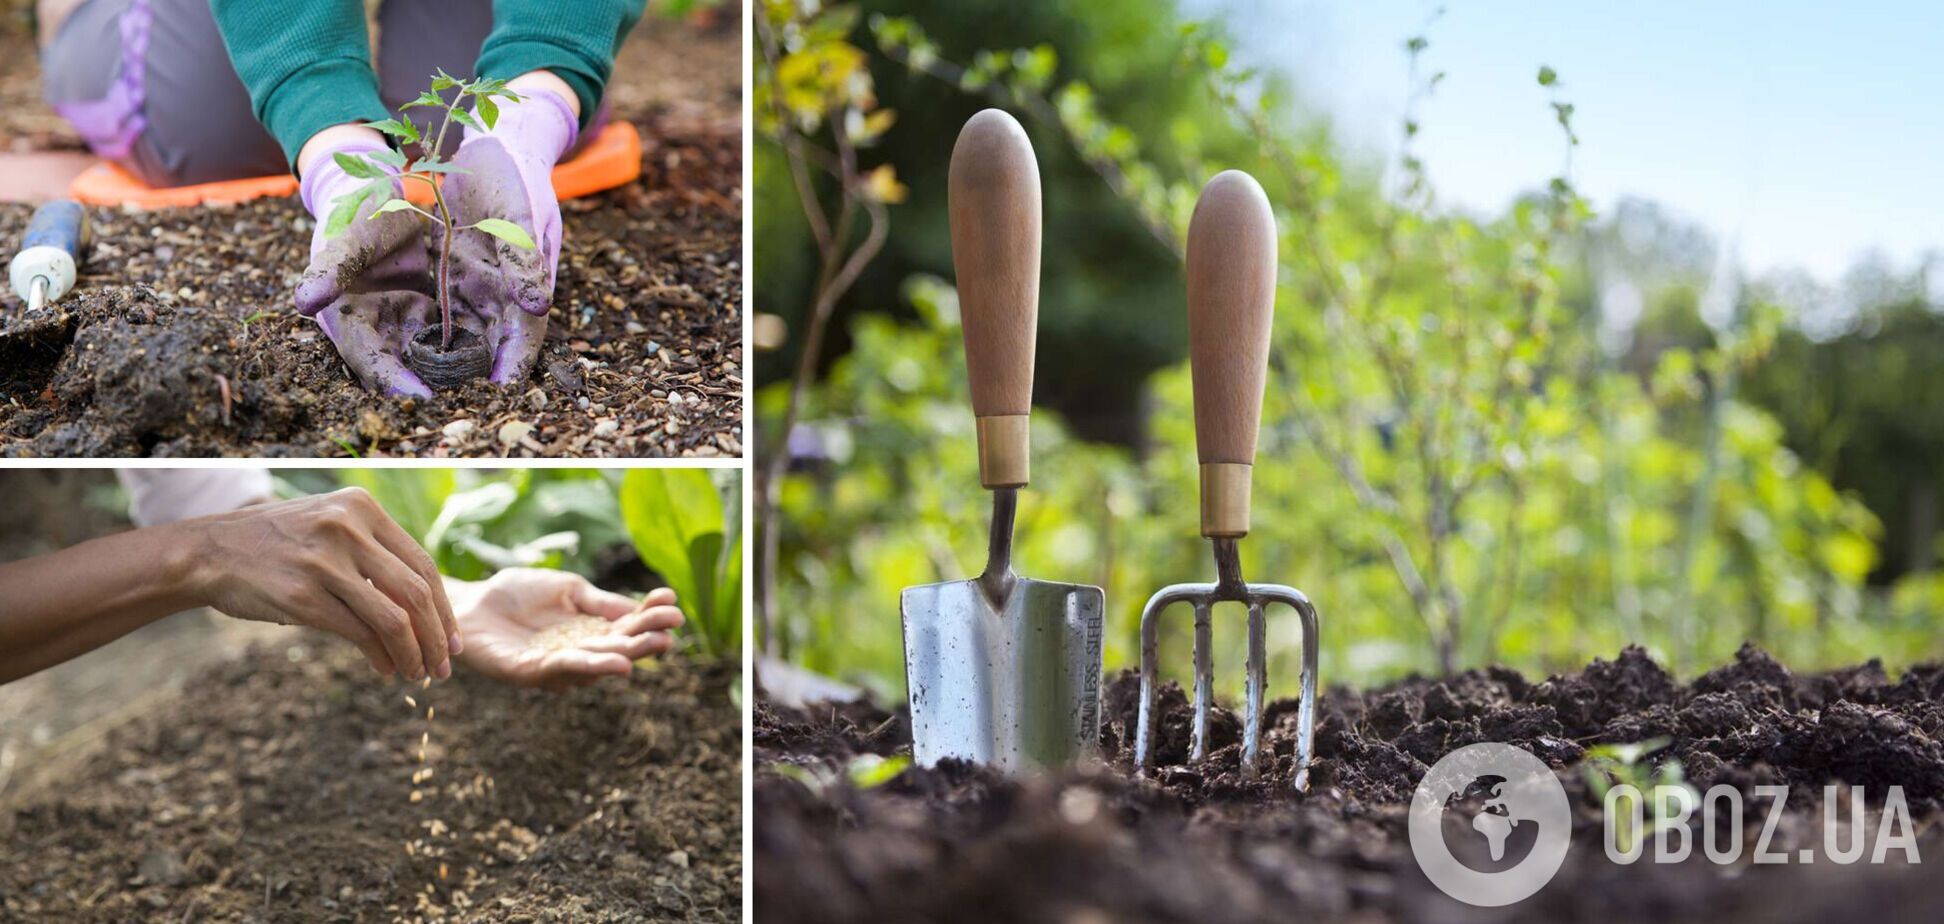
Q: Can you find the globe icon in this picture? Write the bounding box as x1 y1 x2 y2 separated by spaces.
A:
1425 773 1541 871
1409 744 1572 906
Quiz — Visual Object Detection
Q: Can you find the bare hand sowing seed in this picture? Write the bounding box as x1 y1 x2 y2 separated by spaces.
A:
445 569 684 691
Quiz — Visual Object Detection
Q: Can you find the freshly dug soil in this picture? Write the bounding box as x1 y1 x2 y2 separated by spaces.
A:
0 22 740 457
755 645 1944 923
1 645 742 922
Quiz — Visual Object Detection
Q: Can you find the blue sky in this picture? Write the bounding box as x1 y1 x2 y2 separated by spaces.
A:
1184 1 1944 282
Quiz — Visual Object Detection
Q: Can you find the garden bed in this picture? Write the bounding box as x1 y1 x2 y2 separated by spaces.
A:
0 21 740 458
0 644 742 923
755 645 1944 923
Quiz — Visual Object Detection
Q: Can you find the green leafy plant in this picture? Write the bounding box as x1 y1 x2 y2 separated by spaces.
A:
1581 737 1692 855
324 71 537 351
753 0 903 657
758 6 1892 694
620 469 743 657
769 753 910 793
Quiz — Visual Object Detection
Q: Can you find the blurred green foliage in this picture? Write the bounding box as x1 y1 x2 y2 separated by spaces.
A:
757 1 1938 697
621 469 744 657
315 469 743 657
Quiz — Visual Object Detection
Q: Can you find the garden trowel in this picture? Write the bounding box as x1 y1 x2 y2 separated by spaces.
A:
901 109 1105 774
1134 170 1321 791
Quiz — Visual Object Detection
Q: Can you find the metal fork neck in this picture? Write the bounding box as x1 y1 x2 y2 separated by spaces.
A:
977 486 1019 605
1210 536 1246 598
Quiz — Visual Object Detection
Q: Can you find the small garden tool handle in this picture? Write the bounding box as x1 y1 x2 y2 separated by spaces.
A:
949 108 1041 490
1186 170 1278 538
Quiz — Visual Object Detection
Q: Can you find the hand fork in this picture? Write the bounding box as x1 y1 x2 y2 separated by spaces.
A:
1133 170 1320 791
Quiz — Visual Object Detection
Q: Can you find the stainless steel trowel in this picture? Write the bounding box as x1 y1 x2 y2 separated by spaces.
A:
901 109 1106 773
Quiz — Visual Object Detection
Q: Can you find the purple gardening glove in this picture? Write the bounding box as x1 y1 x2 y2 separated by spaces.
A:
294 143 438 398
434 86 577 385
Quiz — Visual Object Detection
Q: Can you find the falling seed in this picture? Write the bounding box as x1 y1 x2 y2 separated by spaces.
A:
422 732 430 747
422 677 431 690
406 695 418 708
410 791 423 803
439 864 449 881
427 707 435 720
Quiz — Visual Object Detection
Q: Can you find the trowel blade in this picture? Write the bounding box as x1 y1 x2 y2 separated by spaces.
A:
901 575 1104 773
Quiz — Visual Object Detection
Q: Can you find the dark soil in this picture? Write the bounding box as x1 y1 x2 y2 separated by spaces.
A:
1 645 742 923
755 644 1944 923
0 21 741 457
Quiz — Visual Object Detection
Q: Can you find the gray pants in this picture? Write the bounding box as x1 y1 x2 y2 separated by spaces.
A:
42 0 497 187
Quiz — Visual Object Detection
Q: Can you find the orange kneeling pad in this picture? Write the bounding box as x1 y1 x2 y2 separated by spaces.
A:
68 121 642 209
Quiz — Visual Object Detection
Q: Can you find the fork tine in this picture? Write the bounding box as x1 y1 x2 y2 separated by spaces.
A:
1191 600 1213 761
1135 592 1163 774
1242 598 1266 775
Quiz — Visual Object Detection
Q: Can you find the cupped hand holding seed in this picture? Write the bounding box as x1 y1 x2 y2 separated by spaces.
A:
444 568 683 691
180 487 461 681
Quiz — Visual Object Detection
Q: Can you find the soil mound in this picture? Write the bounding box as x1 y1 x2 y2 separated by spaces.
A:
755 644 1944 923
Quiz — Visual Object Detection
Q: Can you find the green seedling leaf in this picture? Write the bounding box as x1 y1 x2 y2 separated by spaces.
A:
323 194 361 239
368 118 420 144
846 754 909 789
403 90 445 110
1599 737 1669 767
369 147 409 169
410 160 471 175
450 108 486 135
431 69 461 91
476 95 500 131
363 179 395 212
1537 65 1558 86
372 198 428 220
769 763 825 790
470 218 535 249
333 151 386 179
321 178 386 238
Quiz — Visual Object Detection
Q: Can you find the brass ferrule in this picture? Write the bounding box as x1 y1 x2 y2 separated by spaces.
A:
976 415 1030 488
1200 462 1252 537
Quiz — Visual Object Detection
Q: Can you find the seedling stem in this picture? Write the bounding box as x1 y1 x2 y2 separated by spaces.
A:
322 71 537 351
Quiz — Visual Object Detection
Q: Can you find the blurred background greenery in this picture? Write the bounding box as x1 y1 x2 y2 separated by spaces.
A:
292 469 744 659
753 0 1942 700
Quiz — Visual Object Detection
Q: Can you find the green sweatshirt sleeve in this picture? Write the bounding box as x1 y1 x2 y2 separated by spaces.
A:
208 0 390 169
474 0 648 128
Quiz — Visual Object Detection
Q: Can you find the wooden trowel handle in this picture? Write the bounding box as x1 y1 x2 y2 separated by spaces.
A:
1186 170 1278 538
950 108 1041 489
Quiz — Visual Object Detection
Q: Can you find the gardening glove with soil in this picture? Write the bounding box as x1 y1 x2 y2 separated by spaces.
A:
435 86 578 386
183 488 461 681
295 142 440 399
448 569 683 691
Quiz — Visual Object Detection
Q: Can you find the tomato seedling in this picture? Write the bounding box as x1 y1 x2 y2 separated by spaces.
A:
322 71 537 352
